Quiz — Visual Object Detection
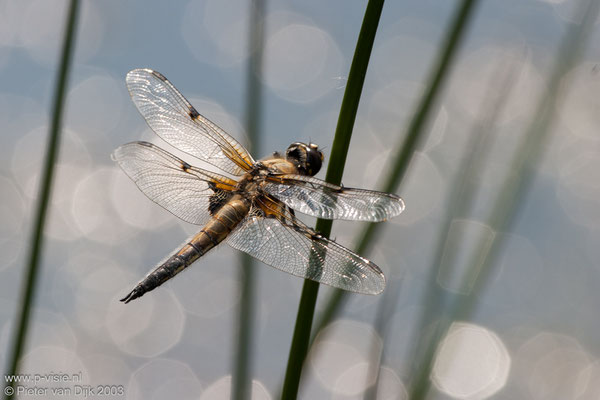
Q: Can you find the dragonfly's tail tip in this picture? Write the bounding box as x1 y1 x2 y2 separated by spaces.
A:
120 288 141 304
119 294 132 304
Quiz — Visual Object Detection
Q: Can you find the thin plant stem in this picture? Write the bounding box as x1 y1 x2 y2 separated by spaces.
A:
232 1 266 399
3 0 80 398
312 0 482 345
280 1 385 398
406 56 523 397
409 1 600 399
365 40 518 400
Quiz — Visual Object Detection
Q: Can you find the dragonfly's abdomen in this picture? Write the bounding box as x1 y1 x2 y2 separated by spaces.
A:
121 195 250 303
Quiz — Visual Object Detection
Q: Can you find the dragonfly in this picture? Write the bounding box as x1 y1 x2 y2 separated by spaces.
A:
114 69 405 303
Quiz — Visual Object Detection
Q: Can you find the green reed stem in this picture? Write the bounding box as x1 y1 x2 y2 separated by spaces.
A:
312 0 481 345
280 1 385 398
3 1 80 398
232 1 266 399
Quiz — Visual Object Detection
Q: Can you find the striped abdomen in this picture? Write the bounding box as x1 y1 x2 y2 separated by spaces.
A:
121 195 250 303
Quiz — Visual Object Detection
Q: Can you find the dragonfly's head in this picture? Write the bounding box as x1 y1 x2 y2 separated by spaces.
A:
286 142 324 176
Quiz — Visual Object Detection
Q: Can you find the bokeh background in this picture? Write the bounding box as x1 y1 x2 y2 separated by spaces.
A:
1 0 600 399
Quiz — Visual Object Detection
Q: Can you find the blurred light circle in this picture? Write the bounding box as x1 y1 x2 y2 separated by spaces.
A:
71 167 138 244
432 322 510 400
20 346 88 387
0 94 43 148
52 250 144 321
530 347 592 399
11 126 91 201
332 362 377 396
559 62 600 140
516 332 592 400
66 73 124 138
262 15 343 103
9 124 92 243
370 31 435 86
576 360 600 400
310 340 364 391
171 256 241 318
46 163 94 241
25 309 77 350
106 288 185 358
181 0 250 67
82 354 130 390
264 24 326 88
18 0 104 66
309 319 382 392
127 359 200 400
331 366 408 400
110 170 173 231
199 375 271 400
376 367 409 400
74 265 133 336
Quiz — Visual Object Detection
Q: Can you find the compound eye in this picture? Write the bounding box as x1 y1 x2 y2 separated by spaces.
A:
286 147 300 160
306 151 322 176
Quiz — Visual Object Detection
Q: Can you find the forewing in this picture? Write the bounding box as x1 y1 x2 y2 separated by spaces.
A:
126 68 254 176
263 175 405 222
226 206 385 295
112 141 237 225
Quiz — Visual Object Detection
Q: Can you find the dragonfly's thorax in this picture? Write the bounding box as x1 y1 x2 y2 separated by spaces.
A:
234 158 292 198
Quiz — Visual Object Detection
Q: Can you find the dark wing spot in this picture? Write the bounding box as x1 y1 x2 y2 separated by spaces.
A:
180 161 191 172
150 70 168 81
310 233 323 241
138 141 153 148
188 107 200 120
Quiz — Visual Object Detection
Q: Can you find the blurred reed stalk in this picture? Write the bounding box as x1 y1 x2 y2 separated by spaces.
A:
310 0 481 351
409 1 600 399
280 0 385 398
405 56 523 398
232 1 266 399
3 0 80 398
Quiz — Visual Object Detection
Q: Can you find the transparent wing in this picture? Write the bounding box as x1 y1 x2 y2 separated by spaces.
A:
263 175 405 222
226 202 385 295
126 68 254 176
112 141 238 225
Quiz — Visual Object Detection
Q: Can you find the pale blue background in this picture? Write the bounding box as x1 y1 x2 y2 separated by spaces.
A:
1 0 599 398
